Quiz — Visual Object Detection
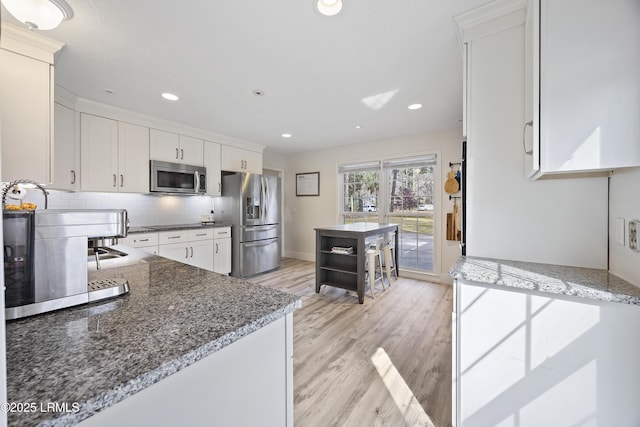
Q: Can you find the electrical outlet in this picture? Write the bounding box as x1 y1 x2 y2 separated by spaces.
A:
630 220 639 252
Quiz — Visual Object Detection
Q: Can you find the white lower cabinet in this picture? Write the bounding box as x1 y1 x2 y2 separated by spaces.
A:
453 280 640 427
213 227 231 275
158 229 214 271
124 228 230 273
77 313 294 427
119 232 159 255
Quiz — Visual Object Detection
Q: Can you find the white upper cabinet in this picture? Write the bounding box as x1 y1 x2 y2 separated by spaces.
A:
221 145 263 174
0 24 63 184
80 114 149 193
150 129 204 166
118 122 150 193
51 102 80 191
204 141 222 196
527 0 640 177
81 114 118 192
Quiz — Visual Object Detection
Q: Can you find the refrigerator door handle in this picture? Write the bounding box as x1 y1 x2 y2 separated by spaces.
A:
243 239 276 248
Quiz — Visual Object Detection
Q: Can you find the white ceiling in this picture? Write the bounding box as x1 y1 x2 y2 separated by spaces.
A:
2 0 489 154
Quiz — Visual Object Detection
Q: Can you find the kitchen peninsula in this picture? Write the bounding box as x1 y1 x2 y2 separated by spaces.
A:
450 256 640 426
5 247 300 427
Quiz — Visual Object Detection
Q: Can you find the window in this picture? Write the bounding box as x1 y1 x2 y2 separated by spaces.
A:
338 154 437 273
339 161 380 225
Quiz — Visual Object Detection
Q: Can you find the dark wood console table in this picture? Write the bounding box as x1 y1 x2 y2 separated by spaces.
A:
315 223 399 304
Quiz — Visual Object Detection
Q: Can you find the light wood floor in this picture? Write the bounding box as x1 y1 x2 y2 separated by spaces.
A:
249 258 453 427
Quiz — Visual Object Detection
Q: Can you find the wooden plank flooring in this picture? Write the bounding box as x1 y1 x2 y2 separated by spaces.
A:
249 258 453 427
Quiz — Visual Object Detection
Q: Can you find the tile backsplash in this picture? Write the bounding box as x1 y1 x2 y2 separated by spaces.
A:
15 190 215 227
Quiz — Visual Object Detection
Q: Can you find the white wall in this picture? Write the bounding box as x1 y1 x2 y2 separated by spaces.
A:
609 168 640 285
278 128 463 284
465 24 608 269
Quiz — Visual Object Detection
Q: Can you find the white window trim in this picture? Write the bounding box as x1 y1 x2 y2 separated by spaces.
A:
335 150 443 276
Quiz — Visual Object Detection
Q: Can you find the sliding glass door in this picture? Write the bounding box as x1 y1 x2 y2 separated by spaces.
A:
339 155 437 273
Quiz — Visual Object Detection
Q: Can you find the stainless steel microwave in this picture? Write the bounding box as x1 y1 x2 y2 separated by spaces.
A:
150 160 206 194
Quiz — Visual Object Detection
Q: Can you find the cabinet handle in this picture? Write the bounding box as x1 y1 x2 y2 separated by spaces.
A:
138 238 150 242
70 170 76 185
113 174 117 187
523 121 533 155
181 149 184 160
215 243 218 254
185 247 189 258
176 148 179 159
168 235 181 239
195 233 206 236
218 182 221 193
190 247 194 258
120 174 124 187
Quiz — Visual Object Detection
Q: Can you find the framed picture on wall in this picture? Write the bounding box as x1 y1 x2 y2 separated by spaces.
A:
296 172 320 196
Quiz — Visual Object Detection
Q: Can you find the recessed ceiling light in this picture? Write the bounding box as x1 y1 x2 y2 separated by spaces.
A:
408 103 423 110
104 88 114 94
162 92 179 101
281 133 292 138
354 125 361 129
315 0 343 16
252 89 265 96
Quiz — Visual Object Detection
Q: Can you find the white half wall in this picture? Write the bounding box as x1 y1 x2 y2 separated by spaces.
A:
465 24 608 269
609 167 640 286
277 129 463 284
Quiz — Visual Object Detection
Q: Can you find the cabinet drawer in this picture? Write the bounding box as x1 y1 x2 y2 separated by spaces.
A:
123 232 159 248
159 231 189 244
189 229 214 241
213 227 231 239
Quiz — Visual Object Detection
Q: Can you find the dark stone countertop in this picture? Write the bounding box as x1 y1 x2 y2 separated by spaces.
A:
5 246 300 427
449 256 640 306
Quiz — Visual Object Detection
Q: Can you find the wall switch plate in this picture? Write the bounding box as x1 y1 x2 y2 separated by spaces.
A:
630 220 639 252
616 217 625 246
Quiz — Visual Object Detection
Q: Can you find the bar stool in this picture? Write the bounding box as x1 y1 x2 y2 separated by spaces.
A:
365 237 385 298
382 238 397 285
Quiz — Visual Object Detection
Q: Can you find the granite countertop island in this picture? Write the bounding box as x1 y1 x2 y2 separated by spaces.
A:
5 247 301 427
449 255 640 305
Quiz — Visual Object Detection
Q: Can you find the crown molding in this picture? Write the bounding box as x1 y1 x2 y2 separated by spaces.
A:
453 0 526 50
72 95 264 153
0 20 65 63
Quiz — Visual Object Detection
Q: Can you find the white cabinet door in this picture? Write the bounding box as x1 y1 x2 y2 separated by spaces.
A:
243 150 263 174
221 145 245 172
80 114 119 192
51 102 80 191
150 129 180 163
150 130 203 166
214 238 231 275
532 0 640 175
221 145 263 173
189 239 214 271
179 135 204 166
159 242 190 264
0 49 52 184
456 280 640 426
118 122 149 193
204 141 222 196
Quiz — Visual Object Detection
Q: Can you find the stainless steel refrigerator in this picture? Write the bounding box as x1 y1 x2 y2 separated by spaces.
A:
216 173 281 278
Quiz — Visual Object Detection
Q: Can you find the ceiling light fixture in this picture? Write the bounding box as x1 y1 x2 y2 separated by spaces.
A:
1 0 73 30
408 103 423 110
162 93 179 101
281 133 292 138
315 0 343 16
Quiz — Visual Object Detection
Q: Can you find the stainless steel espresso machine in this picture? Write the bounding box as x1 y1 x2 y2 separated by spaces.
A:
3 209 131 320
